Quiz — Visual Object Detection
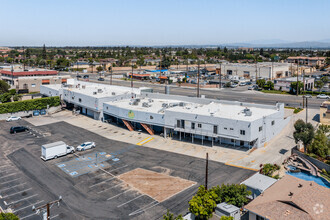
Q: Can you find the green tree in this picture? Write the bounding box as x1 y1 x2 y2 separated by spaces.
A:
88 58 94 73
189 185 217 220
136 57 145 69
210 184 251 207
290 81 304 94
0 80 10 94
0 93 12 103
220 217 234 220
308 129 330 159
315 80 325 92
42 44 47 60
163 210 183 220
256 79 266 89
260 163 280 177
293 119 314 152
263 81 274 90
96 65 103 72
0 212 19 220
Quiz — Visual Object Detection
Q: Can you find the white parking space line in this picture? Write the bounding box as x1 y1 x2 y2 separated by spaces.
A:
107 189 132 201
97 182 124 194
89 177 117 188
14 200 44 213
128 201 159 216
105 165 128 174
99 168 115 177
7 194 38 205
117 194 144 207
50 214 59 219
0 170 16 175
2 188 33 199
20 212 37 220
0 164 12 169
0 172 18 180
93 172 106 179
0 177 22 185
0 182 27 193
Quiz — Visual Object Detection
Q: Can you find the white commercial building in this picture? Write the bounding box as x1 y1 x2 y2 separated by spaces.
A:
103 93 289 148
41 81 289 148
217 62 292 80
40 80 151 120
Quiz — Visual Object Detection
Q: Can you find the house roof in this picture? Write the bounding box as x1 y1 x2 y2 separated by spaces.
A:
244 175 330 220
241 173 277 192
216 202 239 213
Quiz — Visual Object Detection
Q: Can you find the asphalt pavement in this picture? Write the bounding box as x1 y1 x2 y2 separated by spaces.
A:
0 120 255 219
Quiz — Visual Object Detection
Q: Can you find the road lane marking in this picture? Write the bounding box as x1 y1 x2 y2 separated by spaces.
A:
0 172 18 180
20 212 37 220
107 189 132 201
136 137 154 146
117 194 144 207
0 183 27 193
2 188 33 199
0 177 22 185
97 182 123 194
7 194 38 205
14 200 44 213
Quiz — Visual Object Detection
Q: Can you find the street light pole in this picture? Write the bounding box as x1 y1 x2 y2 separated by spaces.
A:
110 66 113 85
197 60 200 98
131 65 133 88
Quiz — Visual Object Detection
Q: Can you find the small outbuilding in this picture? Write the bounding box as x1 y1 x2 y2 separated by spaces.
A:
215 202 240 220
241 172 277 199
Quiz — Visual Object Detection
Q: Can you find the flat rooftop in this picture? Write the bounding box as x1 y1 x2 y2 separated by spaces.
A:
105 97 280 121
42 80 142 98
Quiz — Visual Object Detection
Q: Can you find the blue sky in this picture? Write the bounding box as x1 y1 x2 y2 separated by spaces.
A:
1 0 330 46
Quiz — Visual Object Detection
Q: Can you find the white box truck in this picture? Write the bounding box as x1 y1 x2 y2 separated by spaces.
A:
41 141 75 161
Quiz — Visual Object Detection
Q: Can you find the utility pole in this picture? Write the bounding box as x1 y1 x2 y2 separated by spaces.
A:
205 153 209 190
110 66 113 85
32 196 62 220
11 65 14 86
296 60 299 96
131 65 133 88
306 97 308 123
197 59 200 98
185 58 188 82
23 46 25 71
303 69 305 108
218 62 222 89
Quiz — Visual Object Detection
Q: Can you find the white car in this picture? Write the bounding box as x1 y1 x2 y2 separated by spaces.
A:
76 142 95 151
316 94 330 99
230 84 238 88
303 94 312 98
6 116 22 122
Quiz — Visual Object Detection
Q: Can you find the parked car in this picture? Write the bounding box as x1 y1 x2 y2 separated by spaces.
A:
76 75 82 78
239 82 246 86
40 109 47 115
83 75 89 79
33 110 40 116
10 126 28 134
98 78 105 81
248 86 254 90
6 116 21 122
303 94 312 98
316 94 330 99
76 142 95 151
230 84 238 88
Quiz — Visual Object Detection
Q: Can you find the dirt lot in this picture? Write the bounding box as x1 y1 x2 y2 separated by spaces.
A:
118 168 196 202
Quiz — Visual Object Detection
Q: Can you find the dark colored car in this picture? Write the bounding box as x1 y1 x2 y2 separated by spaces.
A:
10 126 28 134
83 75 89 79
76 75 82 78
98 78 105 81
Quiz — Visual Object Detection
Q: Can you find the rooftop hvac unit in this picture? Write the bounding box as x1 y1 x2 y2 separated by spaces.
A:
142 102 151 107
93 91 97 95
112 92 116 95
243 108 252 116
148 98 154 103
132 100 139 105
179 102 185 107
98 89 103 93
82 85 86 89
162 103 168 107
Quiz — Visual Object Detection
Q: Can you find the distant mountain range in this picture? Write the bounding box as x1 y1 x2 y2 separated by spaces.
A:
222 40 330 48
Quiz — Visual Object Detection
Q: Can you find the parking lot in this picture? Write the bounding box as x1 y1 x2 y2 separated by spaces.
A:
0 120 255 219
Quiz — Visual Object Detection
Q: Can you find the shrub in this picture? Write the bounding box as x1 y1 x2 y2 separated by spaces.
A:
0 96 60 114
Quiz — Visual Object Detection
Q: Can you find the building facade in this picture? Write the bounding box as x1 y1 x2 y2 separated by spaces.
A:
274 77 315 92
217 62 291 80
287 56 326 67
41 81 289 148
